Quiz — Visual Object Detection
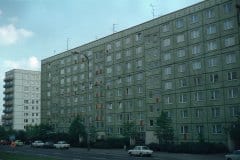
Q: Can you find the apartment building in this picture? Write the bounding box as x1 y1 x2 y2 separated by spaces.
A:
2 69 41 130
41 0 240 145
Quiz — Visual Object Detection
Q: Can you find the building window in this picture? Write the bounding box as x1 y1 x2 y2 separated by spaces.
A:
228 88 238 98
192 61 201 70
190 14 198 23
163 53 171 61
162 23 170 32
223 19 234 30
176 18 184 28
126 62 132 70
180 126 188 134
115 40 121 48
149 120 154 127
226 53 236 64
192 44 201 55
165 82 172 90
196 125 204 134
223 2 232 13
164 67 172 75
206 9 215 18
164 96 172 104
136 73 143 81
125 37 131 44
163 38 171 47
207 25 217 35
176 49 185 58
178 64 186 73
210 90 220 100
135 32 142 41
179 94 187 103
207 40 217 51
208 58 218 67
194 77 202 85
106 55 112 62
181 110 188 118
176 34 185 43
209 74 219 83
195 109 202 118
212 124 222 134
191 29 200 39
228 72 237 81
230 106 240 117
125 49 132 57
224 37 235 47
116 52 121 60
179 79 187 87
136 46 143 54
195 91 204 101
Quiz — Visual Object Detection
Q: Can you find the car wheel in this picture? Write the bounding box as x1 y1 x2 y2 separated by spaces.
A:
139 153 143 157
227 158 232 160
128 152 132 156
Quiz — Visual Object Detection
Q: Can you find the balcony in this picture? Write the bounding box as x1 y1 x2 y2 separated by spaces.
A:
3 83 14 88
3 88 13 94
3 102 13 107
3 120 13 126
2 114 13 120
4 77 14 82
3 108 13 113
3 96 13 101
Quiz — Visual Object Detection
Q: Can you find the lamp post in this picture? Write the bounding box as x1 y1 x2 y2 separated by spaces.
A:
72 51 90 151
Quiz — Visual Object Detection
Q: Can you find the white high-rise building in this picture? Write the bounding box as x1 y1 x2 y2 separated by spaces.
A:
2 69 41 130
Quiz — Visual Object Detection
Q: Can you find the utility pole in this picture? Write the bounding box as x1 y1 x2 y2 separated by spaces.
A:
150 4 155 19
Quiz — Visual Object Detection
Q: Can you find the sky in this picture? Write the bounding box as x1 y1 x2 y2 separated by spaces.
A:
0 0 203 118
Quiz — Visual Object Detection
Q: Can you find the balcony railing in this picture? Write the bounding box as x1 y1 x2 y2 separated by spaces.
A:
3 96 13 101
3 83 14 88
4 77 14 82
2 114 13 120
3 102 13 107
3 108 13 113
3 88 14 94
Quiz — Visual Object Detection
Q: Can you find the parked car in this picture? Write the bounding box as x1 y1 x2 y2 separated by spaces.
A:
54 141 70 149
43 141 54 148
128 146 153 157
15 140 24 146
31 140 44 147
225 150 240 160
0 140 10 145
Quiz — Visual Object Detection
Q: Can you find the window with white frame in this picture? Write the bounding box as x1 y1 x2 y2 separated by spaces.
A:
116 52 121 60
115 40 121 48
136 46 142 54
125 49 131 57
226 53 236 64
180 126 189 134
165 81 172 90
212 124 222 134
206 9 215 18
163 53 171 61
176 34 185 43
136 59 143 68
176 18 184 28
190 14 198 23
178 64 186 73
164 96 172 104
126 62 132 70
60 69 65 75
126 75 132 83
135 32 142 41
223 2 232 13
207 41 217 51
196 125 204 134
125 37 131 44
224 37 235 47
228 72 237 80
179 94 187 103
192 44 201 55
194 77 202 85
210 90 220 100
228 88 238 98
191 29 200 39
136 73 143 81
116 64 121 72
162 23 170 32
195 91 204 101
60 78 65 85
230 106 240 117
192 61 201 70
106 44 112 51
177 49 186 58
223 19 234 30
106 67 112 74
195 109 202 118
163 38 170 47
181 110 188 118
179 79 187 87
137 86 143 93
164 67 172 75
106 55 112 62
207 25 217 35
208 57 218 67
212 107 221 117
209 74 219 83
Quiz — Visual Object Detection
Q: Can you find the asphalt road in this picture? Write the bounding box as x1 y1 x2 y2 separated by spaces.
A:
0 145 225 160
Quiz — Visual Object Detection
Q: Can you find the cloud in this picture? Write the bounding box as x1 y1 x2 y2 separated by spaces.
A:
2 56 41 71
0 24 33 45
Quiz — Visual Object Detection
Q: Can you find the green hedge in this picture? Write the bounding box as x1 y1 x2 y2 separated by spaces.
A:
92 137 129 149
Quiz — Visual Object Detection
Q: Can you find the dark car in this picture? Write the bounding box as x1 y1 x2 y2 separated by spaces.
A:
43 141 54 148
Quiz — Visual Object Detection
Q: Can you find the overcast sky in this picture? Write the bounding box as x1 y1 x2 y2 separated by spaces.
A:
0 0 203 117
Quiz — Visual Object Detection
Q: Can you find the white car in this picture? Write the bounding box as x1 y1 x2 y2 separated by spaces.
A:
54 141 70 149
31 140 44 147
225 150 240 160
128 146 153 157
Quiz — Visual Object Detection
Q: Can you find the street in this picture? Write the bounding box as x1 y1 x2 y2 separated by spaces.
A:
0 145 225 160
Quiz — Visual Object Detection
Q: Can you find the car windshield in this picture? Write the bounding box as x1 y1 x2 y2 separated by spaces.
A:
142 146 150 150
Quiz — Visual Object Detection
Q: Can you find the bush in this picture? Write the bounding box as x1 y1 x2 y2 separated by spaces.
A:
92 137 129 149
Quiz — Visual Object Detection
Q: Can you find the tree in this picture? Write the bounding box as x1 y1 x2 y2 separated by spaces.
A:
155 111 174 144
229 116 240 148
122 121 138 145
0 126 6 140
69 116 86 145
26 124 53 141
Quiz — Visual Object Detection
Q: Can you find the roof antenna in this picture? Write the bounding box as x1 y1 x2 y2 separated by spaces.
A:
113 24 117 33
150 4 155 19
67 38 70 50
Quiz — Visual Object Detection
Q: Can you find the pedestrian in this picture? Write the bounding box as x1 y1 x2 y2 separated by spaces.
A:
10 141 16 151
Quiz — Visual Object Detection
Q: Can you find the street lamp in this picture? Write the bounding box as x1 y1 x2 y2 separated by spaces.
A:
72 51 90 151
